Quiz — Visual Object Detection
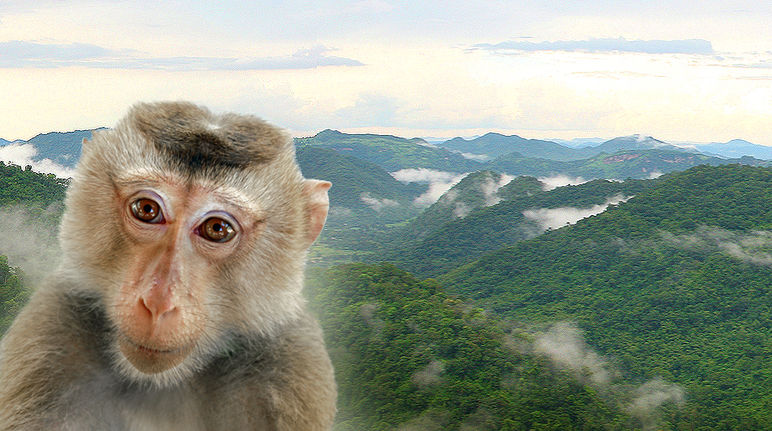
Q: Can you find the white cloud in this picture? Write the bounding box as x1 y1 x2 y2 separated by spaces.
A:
533 322 685 430
662 227 772 267
360 192 399 211
647 170 664 179
0 206 62 284
452 202 470 218
0 143 74 178
391 168 469 207
391 168 462 184
534 321 613 385
412 360 445 387
0 41 363 71
459 152 490 161
413 179 466 207
523 195 630 231
473 38 714 55
481 173 515 207
629 378 685 431
537 174 589 191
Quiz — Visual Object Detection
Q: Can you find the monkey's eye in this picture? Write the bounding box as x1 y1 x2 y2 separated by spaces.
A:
199 217 236 243
130 198 164 224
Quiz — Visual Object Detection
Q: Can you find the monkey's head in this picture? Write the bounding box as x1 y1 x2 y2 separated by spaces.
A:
58 102 330 386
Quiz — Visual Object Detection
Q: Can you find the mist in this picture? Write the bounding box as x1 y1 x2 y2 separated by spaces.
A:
532 322 685 430
390 168 469 207
661 226 772 267
0 143 74 178
522 194 630 231
359 192 399 212
0 206 62 285
537 174 588 191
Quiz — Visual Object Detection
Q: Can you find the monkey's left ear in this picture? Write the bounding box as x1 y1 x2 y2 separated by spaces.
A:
302 179 332 247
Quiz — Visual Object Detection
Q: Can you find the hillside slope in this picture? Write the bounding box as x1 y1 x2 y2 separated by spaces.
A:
442 165 772 429
296 129 483 172
385 178 650 278
308 263 638 430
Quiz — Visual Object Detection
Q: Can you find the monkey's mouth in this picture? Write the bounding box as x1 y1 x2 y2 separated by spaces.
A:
133 341 186 355
118 335 196 373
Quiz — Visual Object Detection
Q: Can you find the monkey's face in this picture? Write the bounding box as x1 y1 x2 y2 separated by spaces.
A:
109 175 266 375
58 103 331 386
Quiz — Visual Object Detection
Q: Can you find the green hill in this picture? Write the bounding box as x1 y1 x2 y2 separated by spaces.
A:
393 171 524 241
441 165 772 429
307 263 638 430
438 133 593 161
0 162 68 208
297 146 423 216
23 129 104 168
488 149 770 179
385 178 650 278
296 129 483 172
0 162 68 335
296 146 426 266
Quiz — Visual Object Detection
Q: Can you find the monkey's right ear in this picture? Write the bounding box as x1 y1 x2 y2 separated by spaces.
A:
302 179 332 247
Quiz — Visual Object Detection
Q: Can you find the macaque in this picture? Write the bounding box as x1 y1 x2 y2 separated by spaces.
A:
0 102 336 430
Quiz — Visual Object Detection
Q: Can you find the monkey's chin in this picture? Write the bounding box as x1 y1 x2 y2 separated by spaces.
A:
118 338 195 375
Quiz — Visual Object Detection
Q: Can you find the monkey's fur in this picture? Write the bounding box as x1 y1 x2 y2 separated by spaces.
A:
0 102 336 430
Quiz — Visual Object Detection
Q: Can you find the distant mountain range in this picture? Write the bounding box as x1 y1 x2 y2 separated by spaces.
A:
694 139 772 160
296 129 483 172
2 128 770 175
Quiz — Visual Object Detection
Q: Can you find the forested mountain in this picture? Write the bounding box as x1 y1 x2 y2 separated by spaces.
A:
695 139 772 160
488 148 769 179
25 129 103 168
307 264 640 430
592 135 680 154
296 129 483 172
383 177 650 278
437 134 689 162
442 165 772 428
296 146 424 222
0 162 68 333
0 129 103 169
0 161 68 207
437 133 590 161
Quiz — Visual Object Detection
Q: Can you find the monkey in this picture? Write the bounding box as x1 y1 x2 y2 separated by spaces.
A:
0 102 336 430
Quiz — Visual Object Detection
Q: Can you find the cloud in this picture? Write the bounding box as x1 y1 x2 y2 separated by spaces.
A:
0 41 363 70
473 38 714 55
534 321 613 385
629 378 685 431
0 206 62 285
412 360 445 387
523 195 630 231
360 192 399 211
459 152 490 161
481 173 514 207
0 143 74 178
661 227 772 267
537 174 589 191
452 202 470 218
532 322 684 430
391 168 469 207
391 168 462 183
647 170 664 179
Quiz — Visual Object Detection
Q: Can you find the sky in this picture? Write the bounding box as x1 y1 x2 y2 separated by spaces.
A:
0 0 771 146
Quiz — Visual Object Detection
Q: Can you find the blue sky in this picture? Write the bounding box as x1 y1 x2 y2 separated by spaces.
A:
0 0 770 145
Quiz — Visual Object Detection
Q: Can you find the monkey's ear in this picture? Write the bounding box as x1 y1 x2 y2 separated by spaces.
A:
302 179 332 247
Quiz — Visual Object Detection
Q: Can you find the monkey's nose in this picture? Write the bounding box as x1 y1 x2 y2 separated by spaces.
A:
139 287 178 322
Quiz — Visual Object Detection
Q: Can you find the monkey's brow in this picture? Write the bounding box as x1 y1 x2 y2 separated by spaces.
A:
115 175 264 217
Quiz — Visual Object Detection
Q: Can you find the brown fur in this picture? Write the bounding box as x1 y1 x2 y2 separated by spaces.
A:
0 102 336 430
